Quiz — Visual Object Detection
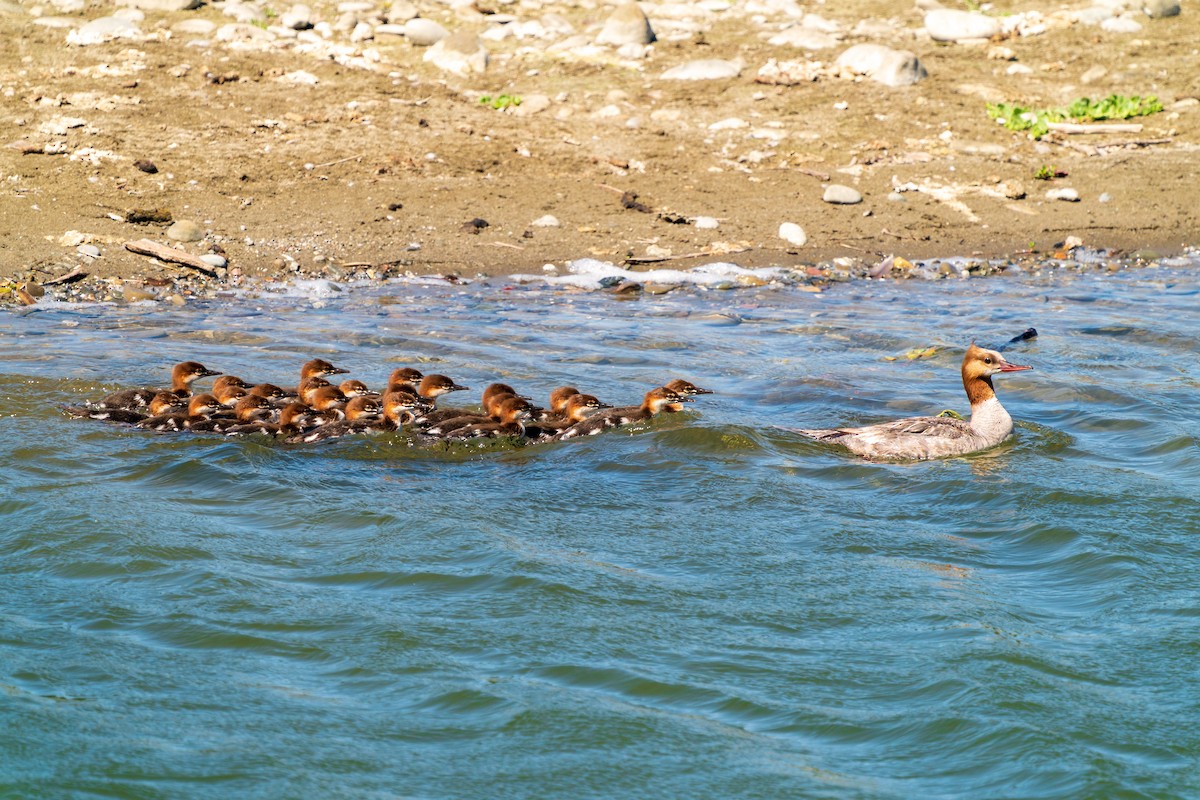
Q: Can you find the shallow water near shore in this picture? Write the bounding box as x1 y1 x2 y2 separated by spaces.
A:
2 260 1199 799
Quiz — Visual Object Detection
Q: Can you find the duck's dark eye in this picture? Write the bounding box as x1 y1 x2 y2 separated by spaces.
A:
984 357 993 364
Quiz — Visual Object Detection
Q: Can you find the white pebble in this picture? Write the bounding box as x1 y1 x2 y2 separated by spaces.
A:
693 216 719 229
779 222 808 246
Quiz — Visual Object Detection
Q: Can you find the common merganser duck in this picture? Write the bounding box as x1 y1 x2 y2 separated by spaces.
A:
224 401 314 437
374 391 426 431
298 377 333 405
94 361 221 410
796 343 1033 461
385 367 424 393
525 393 612 440
249 383 293 405
308 385 349 417
215 386 249 408
287 395 384 442
548 386 580 415
65 390 186 424
662 379 712 411
338 379 374 399
300 359 349 381
211 375 252 397
391 374 471 410
190 395 275 432
555 387 687 440
438 396 536 440
136 393 223 431
420 382 527 430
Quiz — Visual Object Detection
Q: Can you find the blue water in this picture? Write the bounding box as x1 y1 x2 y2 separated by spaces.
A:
2 263 1198 799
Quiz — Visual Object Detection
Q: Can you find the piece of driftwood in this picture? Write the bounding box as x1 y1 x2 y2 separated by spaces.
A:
624 247 751 265
42 267 90 285
124 239 218 277
1046 122 1144 134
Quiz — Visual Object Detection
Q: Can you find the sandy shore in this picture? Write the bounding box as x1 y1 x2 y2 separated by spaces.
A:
1 0 1197 303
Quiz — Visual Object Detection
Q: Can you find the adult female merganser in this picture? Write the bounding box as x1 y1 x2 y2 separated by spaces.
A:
796 343 1033 460
136 393 224 431
94 361 221 410
554 387 687 440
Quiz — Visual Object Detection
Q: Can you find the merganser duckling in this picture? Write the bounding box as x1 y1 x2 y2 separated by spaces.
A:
94 361 221 410
373 391 426 431
190 395 275 432
796 343 1033 461
65 390 186 425
211 375 252 396
308 386 349 418
439 396 536 440
338 379 375 399
224 401 314 437
525 394 612 440
385 367 424 393
215 386 249 409
419 382 526 429
548 386 581 415
136 392 223 431
249 383 293 405
287 396 384 443
298 377 333 405
300 358 349 381
661 379 712 412
555 387 687 440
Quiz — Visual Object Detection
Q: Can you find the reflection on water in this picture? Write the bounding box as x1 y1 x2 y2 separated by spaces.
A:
1 262 1199 799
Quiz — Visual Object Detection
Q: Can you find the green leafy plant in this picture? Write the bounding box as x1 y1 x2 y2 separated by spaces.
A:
1033 165 1068 181
987 94 1163 139
479 94 522 111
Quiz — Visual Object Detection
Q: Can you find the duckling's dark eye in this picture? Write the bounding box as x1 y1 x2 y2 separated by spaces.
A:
984 357 993 364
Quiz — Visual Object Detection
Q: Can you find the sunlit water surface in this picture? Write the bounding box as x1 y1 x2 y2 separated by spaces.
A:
2 262 1198 799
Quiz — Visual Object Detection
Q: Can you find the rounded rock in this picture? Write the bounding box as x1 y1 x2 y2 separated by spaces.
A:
823 184 863 205
1143 0 1180 18
1046 187 1080 202
596 1 655 46
200 253 228 268
404 17 448 46
924 9 1001 41
779 222 808 246
166 219 204 242
834 43 927 87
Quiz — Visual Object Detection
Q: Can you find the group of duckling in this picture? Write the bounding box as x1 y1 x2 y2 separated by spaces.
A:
65 359 711 446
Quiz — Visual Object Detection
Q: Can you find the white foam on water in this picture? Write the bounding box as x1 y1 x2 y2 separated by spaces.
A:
510 258 797 289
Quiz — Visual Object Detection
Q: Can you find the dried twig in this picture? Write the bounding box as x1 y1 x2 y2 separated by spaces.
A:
624 247 751 264
124 239 218 277
314 153 366 168
1046 122 1144 134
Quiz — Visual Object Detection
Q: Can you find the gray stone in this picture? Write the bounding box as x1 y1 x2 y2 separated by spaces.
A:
1046 187 1080 202
1143 0 1180 17
596 2 655 46
823 184 863 205
172 18 215 33
660 59 742 81
77 244 101 257
279 4 313 30
779 222 807 246
117 0 200 11
924 9 1001 41
1101 14 1142 31
423 30 488 75
404 17 448 46
768 27 838 49
166 219 204 242
67 16 142 45
835 44 927 87
386 0 417 22
200 253 228 268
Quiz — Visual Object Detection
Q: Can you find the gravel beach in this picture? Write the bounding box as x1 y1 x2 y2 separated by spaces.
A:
1 0 1197 303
